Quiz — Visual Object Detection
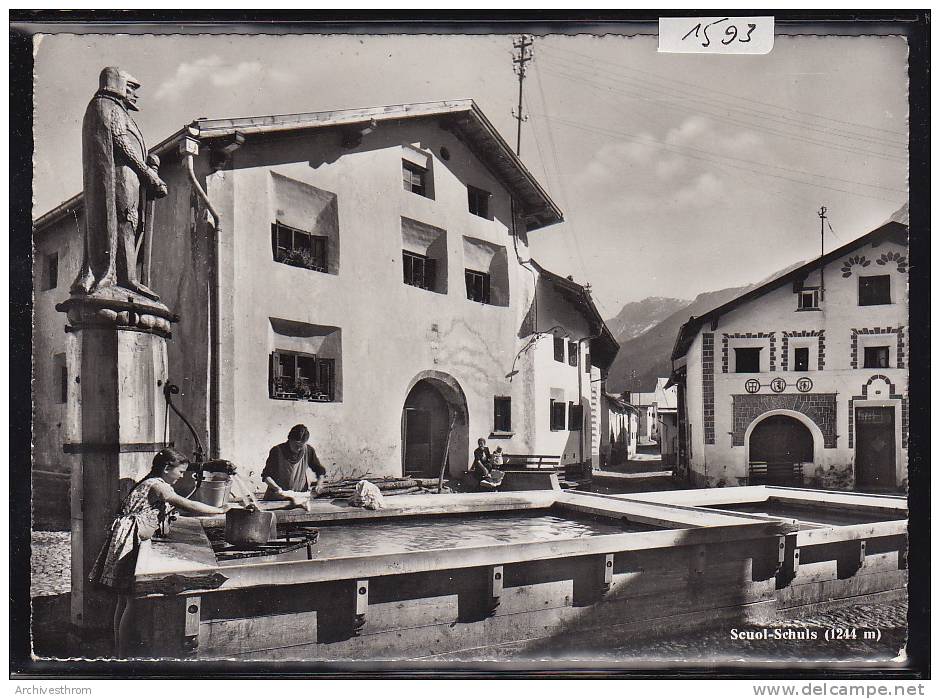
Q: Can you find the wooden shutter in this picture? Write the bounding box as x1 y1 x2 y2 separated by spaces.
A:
269 351 281 398
568 402 584 431
318 359 335 401
425 258 437 291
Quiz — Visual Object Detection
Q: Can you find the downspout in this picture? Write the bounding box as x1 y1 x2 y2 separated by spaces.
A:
577 324 605 475
510 198 540 455
183 135 222 459
510 198 539 329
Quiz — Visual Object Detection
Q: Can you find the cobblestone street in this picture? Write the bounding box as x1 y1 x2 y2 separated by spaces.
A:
31 530 70 598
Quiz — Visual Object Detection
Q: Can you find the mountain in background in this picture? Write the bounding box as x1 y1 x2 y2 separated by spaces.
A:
604 296 690 342
604 261 807 394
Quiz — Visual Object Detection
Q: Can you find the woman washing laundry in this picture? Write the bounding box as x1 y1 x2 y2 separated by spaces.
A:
89 448 232 658
262 424 328 507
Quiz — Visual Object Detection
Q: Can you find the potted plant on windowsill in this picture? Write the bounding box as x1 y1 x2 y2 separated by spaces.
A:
276 249 325 272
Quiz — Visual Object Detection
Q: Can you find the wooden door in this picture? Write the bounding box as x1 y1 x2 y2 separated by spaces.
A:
403 407 432 476
855 407 896 490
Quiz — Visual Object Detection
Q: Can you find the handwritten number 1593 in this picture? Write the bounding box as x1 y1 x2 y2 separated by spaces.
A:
682 18 757 47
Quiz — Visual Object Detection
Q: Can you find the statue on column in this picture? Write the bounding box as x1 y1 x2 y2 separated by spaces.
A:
71 66 168 302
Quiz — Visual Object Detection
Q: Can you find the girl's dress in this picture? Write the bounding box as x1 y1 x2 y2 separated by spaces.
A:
88 476 175 592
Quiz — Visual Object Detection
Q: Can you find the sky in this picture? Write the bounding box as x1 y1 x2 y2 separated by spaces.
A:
32 31 908 317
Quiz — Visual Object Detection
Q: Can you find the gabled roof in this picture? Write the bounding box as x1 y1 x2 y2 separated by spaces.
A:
671 219 909 361
530 260 620 372
34 99 563 233
605 392 640 414
654 377 677 410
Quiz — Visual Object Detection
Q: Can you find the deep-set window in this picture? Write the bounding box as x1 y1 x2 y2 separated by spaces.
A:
465 269 491 304
734 347 762 373
553 336 565 362
797 289 819 310
467 185 491 219
794 347 810 372
403 161 428 197
567 341 579 367
494 396 512 433
44 253 59 291
54 353 66 404
269 350 335 402
584 353 591 373
858 275 891 306
403 250 437 291
568 402 583 431
550 399 567 431
863 346 890 369
272 222 328 273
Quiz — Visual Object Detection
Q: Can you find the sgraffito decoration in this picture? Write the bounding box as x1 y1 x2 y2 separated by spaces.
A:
840 255 871 278
876 251 908 273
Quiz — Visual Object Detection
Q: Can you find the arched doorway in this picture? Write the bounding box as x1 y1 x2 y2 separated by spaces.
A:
748 414 814 486
401 373 468 479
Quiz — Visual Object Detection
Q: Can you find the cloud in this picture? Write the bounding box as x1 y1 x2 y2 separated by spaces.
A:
570 115 765 214
154 55 291 100
674 171 724 207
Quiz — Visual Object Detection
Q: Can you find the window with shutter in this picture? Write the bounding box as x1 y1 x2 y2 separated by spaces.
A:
494 396 512 432
568 341 579 367
403 161 428 197
465 269 491 304
270 350 336 401
568 402 584 431
271 222 328 272
403 250 437 291
550 400 567 431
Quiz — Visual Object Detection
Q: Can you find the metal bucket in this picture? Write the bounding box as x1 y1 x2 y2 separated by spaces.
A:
224 508 277 547
191 477 232 508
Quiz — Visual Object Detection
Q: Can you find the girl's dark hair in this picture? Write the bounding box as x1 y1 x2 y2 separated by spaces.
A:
288 424 310 442
151 447 189 474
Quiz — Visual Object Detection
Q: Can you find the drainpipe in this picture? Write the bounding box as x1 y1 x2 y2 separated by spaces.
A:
509 197 540 454
510 198 539 329
182 134 222 459
577 325 604 475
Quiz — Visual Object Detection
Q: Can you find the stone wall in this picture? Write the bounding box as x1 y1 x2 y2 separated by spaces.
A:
731 393 837 447
702 333 714 445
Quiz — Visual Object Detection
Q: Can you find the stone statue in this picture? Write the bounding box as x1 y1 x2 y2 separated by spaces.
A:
71 66 168 301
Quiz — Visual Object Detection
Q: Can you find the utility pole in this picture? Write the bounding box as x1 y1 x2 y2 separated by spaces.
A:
512 35 533 156
818 206 827 300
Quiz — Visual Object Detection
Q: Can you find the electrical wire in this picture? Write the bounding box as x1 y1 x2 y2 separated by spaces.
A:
533 113 904 204
538 60 908 164
545 44 908 141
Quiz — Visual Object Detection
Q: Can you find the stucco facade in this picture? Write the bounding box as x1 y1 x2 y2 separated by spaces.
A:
33 101 617 493
672 221 909 492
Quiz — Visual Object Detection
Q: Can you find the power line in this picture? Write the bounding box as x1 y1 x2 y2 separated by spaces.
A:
539 52 908 151
535 113 904 204
532 58 592 277
539 62 908 164
546 44 908 141
539 108 904 195
512 35 533 156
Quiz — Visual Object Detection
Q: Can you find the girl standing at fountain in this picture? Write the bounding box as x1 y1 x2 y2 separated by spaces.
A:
89 447 231 657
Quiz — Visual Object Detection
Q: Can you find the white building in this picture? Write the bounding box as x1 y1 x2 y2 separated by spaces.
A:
33 100 618 493
670 217 908 492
